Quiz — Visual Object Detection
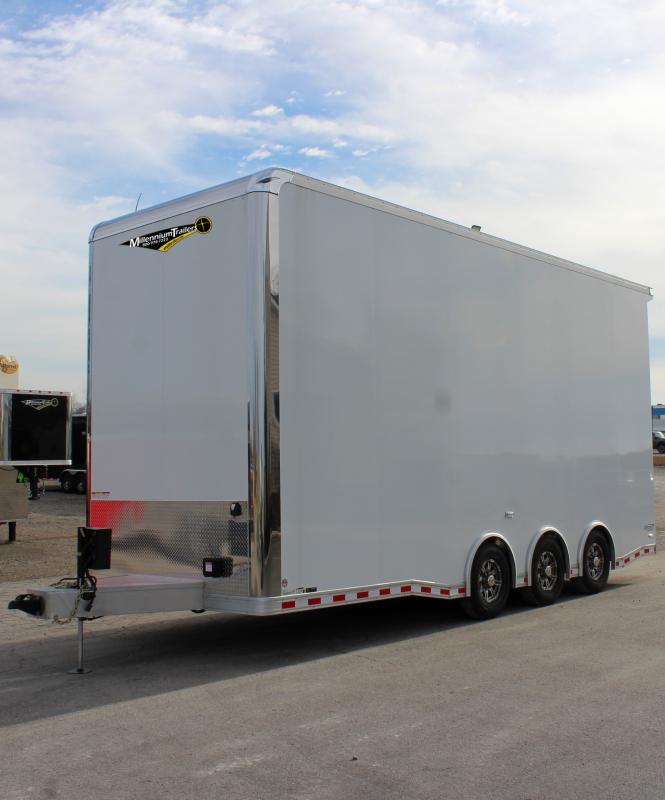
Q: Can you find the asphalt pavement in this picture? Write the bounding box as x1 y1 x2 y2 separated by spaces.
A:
2 474 665 800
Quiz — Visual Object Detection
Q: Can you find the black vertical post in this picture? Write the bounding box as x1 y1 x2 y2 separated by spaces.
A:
7 521 17 543
76 526 85 585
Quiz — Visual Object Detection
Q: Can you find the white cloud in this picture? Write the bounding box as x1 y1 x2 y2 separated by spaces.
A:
298 146 332 158
252 104 283 117
2 0 665 399
246 148 272 160
436 0 529 25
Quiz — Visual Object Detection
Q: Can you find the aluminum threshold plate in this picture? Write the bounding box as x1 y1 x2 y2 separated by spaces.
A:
30 574 205 619
0 461 72 466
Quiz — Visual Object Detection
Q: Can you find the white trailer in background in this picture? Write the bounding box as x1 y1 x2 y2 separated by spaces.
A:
12 168 655 630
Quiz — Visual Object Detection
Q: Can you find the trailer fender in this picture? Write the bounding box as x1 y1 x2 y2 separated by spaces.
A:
465 533 517 592
577 521 615 574
525 527 572 586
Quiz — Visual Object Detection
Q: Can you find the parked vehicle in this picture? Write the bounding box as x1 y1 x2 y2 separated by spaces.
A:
653 431 665 453
9 169 655 632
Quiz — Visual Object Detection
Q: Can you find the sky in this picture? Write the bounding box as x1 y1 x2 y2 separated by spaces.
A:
2 0 664 403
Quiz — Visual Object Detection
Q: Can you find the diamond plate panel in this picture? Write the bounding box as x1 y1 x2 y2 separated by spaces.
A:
108 501 249 595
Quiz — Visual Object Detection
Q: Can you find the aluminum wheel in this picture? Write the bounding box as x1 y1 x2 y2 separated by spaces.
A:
478 557 503 604
577 531 611 594
586 542 605 582
535 550 558 592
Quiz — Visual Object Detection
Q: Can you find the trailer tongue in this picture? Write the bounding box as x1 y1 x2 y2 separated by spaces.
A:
16 574 206 620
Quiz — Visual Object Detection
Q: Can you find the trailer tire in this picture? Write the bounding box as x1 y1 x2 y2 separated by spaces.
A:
658 444 665 454
575 530 611 594
522 536 565 606
462 543 511 620
61 476 73 493
76 476 86 495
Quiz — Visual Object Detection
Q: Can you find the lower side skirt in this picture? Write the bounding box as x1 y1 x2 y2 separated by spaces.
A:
21 543 655 621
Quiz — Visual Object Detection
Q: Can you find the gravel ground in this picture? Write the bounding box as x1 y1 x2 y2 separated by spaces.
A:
0 484 83 582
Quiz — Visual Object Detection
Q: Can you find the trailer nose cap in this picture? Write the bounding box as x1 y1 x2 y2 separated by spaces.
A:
8 593 43 616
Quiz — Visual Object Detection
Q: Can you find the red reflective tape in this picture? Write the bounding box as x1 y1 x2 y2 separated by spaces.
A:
440 588 450 596
523 576 528 584
357 591 369 599
458 587 466 595
307 597 321 606
645 547 650 553
624 557 630 564
400 585 411 593
615 560 620 567
379 588 391 596
420 586 432 594
332 594 346 602
634 552 640 558
282 600 296 609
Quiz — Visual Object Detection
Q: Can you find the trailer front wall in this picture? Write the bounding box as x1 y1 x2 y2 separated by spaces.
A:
278 183 653 592
89 195 251 591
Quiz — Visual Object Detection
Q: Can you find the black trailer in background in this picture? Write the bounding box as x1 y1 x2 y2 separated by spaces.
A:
1 389 73 538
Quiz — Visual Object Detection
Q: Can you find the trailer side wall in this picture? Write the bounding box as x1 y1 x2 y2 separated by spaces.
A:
279 183 653 592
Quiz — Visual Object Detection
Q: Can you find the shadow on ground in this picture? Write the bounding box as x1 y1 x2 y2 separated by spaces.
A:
1 580 627 728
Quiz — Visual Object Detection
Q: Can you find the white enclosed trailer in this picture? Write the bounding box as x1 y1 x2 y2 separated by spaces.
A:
15 169 655 626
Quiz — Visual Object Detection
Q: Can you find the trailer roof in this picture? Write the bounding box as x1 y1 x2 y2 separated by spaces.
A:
91 168 651 296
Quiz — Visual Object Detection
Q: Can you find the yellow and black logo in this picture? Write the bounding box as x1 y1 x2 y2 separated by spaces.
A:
121 216 213 252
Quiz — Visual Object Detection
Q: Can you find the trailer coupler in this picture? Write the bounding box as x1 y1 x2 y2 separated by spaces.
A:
8 593 44 616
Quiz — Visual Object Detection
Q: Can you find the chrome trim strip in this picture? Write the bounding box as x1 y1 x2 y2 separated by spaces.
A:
0 389 71 396
0 460 72 467
86 238 94 525
265 194 282 595
247 192 282 596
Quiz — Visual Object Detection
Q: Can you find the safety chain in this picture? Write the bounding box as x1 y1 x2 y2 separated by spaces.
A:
49 576 97 625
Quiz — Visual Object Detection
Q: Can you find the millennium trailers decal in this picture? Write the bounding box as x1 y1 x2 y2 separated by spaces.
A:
21 398 59 412
121 216 212 252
